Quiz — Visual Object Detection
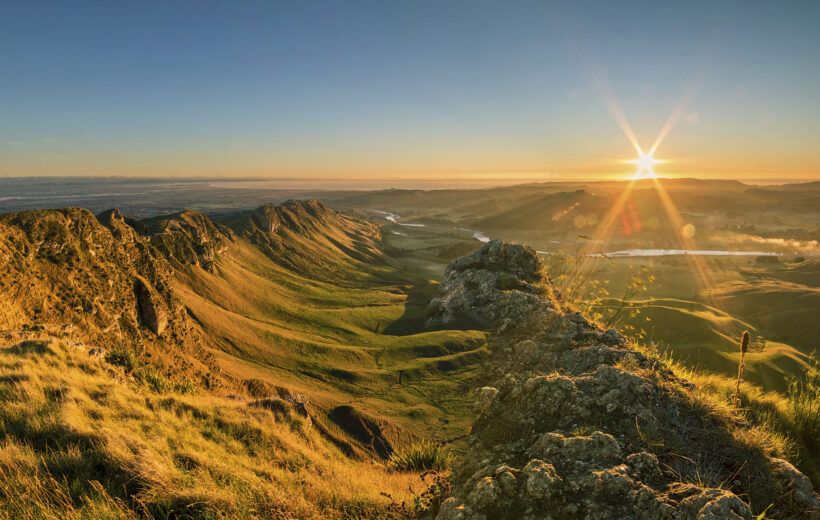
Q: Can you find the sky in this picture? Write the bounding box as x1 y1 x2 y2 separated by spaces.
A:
1 0 819 183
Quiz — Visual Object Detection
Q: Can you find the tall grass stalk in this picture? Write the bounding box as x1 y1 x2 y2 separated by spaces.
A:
732 331 750 407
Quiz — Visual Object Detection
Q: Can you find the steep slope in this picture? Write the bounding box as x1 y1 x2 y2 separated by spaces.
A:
0 202 488 463
0 336 420 519
0 207 217 386
0 202 484 518
164 201 488 451
222 199 384 282
427 241 817 519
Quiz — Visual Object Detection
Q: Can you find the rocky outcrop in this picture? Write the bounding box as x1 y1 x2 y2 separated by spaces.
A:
246 200 334 235
426 239 548 329
143 210 233 272
96 208 142 243
241 199 378 239
430 241 818 520
0 208 215 385
134 276 168 335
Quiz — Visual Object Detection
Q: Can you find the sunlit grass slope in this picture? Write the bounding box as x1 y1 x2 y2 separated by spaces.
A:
175 232 487 443
642 345 820 488
568 255 816 394
0 337 422 520
607 298 812 392
707 279 820 354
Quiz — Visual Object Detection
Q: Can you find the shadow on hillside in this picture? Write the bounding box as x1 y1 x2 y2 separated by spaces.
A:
379 280 440 336
380 280 484 335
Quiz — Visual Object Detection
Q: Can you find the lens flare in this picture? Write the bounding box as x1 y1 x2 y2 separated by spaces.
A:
628 152 661 179
570 67 725 315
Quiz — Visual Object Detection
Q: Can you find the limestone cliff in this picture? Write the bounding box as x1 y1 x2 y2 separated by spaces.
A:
429 240 818 520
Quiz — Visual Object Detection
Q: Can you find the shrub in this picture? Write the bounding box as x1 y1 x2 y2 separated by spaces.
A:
171 378 198 395
135 366 169 393
134 366 197 395
388 442 454 472
105 346 138 371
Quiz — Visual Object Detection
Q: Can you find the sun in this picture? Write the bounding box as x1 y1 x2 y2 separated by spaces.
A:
628 151 661 179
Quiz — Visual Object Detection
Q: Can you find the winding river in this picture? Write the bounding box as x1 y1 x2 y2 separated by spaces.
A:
369 210 781 258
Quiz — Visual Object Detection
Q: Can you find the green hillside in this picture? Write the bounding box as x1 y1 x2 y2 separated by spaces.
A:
605 297 812 392
0 202 488 519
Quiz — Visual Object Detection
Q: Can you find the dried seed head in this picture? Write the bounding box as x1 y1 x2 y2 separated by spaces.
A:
740 331 750 353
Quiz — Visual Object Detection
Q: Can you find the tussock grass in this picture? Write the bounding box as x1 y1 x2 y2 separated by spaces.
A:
0 447 139 520
638 342 820 488
0 339 421 519
105 345 138 371
787 356 820 479
388 441 454 472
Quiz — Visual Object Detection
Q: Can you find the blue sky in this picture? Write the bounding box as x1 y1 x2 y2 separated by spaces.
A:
1 0 818 181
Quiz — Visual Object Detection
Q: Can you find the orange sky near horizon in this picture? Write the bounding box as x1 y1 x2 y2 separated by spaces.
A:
3 143 817 183
2 3 819 184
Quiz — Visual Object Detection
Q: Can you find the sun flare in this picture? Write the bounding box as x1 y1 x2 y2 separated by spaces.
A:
628 151 661 179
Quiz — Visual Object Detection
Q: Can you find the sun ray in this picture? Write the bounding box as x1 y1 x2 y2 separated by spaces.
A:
648 72 705 156
588 68 643 155
563 177 638 300
649 176 723 310
565 63 723 318
565 66 723 318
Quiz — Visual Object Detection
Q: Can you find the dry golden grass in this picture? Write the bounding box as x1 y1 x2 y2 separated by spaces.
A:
0 337 423 519
636 342 819 488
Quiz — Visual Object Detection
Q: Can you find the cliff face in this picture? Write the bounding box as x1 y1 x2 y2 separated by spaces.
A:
0 207 222 388
429 240 818 520
0 208 178 339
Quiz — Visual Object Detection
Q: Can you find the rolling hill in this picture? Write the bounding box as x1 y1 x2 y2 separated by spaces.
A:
0 197 817 518
0 201 490 518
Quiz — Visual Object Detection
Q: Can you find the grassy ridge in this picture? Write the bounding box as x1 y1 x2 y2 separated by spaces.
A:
645 345 820 488
545 253 818 394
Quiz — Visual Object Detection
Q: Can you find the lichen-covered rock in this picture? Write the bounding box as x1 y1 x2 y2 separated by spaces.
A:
770 458 820 511
431 240 818 520
522 459 561 499
679 489 752 519
437 497 470 520
426 239 549 329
